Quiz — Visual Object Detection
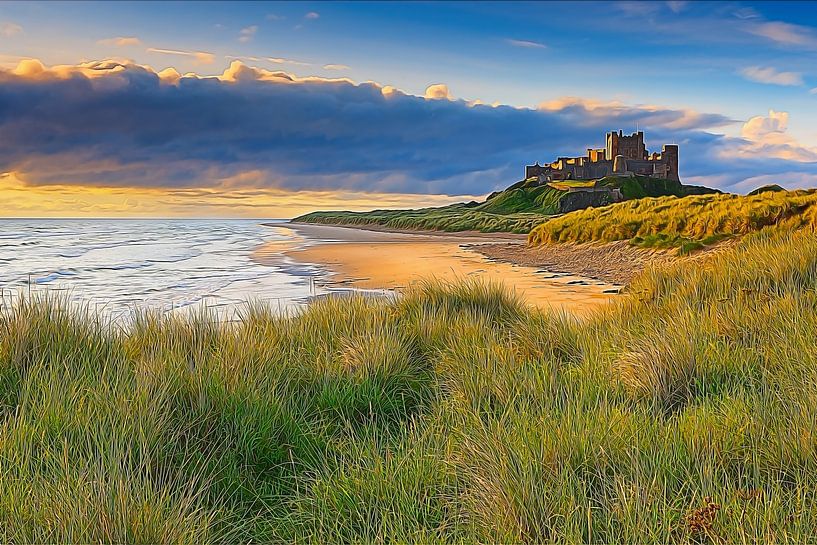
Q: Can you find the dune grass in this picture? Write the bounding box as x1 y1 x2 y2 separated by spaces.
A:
2 228 817 542
294 204 548 234
529 187 817 249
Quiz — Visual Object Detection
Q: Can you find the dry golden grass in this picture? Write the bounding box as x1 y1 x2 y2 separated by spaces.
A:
529 188 817 247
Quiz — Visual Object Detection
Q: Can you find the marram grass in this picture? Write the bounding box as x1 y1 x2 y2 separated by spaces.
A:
2 231 817 542
529 187 817 248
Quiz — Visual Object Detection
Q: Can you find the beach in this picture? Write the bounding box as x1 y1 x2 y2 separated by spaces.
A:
254 222 623 314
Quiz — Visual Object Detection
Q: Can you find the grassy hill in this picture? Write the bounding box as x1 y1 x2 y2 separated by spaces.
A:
529 186 817 253
4 227 817 542
294 175 719 234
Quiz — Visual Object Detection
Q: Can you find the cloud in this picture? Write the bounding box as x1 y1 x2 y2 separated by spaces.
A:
238 25 257 43
98 36 142 47
740 66 803 86
424 83 452 100
665 1 687 13
323 64 350 71
268 57 312 67
266 13 285 21
0 58 814 198
733 7 760 20
537 96 736 130
0 22 22 37
146 47 216 65
506 38 546 49
746 21 817 48
305 12 320 20
735 109 817 162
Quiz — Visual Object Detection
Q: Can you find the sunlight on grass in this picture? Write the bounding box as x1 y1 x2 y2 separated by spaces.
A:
1 233 817 542
529 188 817 249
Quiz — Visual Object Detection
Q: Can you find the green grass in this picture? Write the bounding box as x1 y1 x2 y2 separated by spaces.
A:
295 175 717 234
3 227 817 542
530 188 817 250
293 203 551 234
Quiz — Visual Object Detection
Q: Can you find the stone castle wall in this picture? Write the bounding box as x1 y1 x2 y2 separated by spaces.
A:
526 130 679 182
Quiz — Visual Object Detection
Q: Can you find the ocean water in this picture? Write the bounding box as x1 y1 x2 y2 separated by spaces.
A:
0 219 328 320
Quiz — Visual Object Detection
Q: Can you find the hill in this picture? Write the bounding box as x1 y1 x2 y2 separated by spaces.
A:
294 175 719 233
529 187 817 253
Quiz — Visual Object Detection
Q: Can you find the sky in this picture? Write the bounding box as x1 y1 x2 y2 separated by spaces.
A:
1 0 817 217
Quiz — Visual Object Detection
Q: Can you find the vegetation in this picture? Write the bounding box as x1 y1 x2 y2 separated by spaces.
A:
748 184 786 196
294 202 549 234
295 175 717 234
3 225 817 542
529 188 817 250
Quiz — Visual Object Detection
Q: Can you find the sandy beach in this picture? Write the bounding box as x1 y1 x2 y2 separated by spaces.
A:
254 223 623 314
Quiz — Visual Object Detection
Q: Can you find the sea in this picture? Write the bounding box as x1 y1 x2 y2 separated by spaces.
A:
0 219 335 321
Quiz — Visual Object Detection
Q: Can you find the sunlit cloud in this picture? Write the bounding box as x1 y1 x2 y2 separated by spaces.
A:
268 57 311 66
323 64 350 71
740 66 803 86
98 36 142 47
424 83 452 100
0 22 22 37
0 58 814 202
146 47 216 65
735 110 817 162
537 96 736 130
305 12 320 20
226 54 263 62
238 25 257 43
506 38 546 49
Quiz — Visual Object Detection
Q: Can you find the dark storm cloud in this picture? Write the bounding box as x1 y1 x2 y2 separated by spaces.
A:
0 59 814 195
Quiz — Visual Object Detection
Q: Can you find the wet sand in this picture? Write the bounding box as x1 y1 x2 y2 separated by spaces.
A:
254 223 622 315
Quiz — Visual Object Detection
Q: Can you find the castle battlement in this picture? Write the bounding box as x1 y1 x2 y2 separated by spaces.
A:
526 130 679 182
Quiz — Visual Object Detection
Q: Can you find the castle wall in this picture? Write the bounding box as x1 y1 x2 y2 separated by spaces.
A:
526 131 679 181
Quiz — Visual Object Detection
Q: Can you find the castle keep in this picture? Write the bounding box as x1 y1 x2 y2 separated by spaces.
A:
525 130 679 182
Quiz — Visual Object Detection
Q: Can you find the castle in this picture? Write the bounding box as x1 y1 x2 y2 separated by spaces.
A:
525 130 679 182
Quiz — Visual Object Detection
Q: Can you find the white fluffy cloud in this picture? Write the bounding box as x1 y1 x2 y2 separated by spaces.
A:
736 110 817 162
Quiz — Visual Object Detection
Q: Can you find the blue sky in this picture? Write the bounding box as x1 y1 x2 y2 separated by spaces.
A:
1 1 817 216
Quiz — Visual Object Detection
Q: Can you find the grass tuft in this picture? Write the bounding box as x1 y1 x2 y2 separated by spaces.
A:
2 229 817 542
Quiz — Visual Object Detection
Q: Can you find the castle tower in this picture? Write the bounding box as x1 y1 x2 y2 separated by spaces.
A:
617 131 646 160
662 145 679 181
605 130 620 161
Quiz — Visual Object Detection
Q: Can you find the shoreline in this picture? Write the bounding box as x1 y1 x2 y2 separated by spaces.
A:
268 220 528 241
281 220 735 287
255 222 623 315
